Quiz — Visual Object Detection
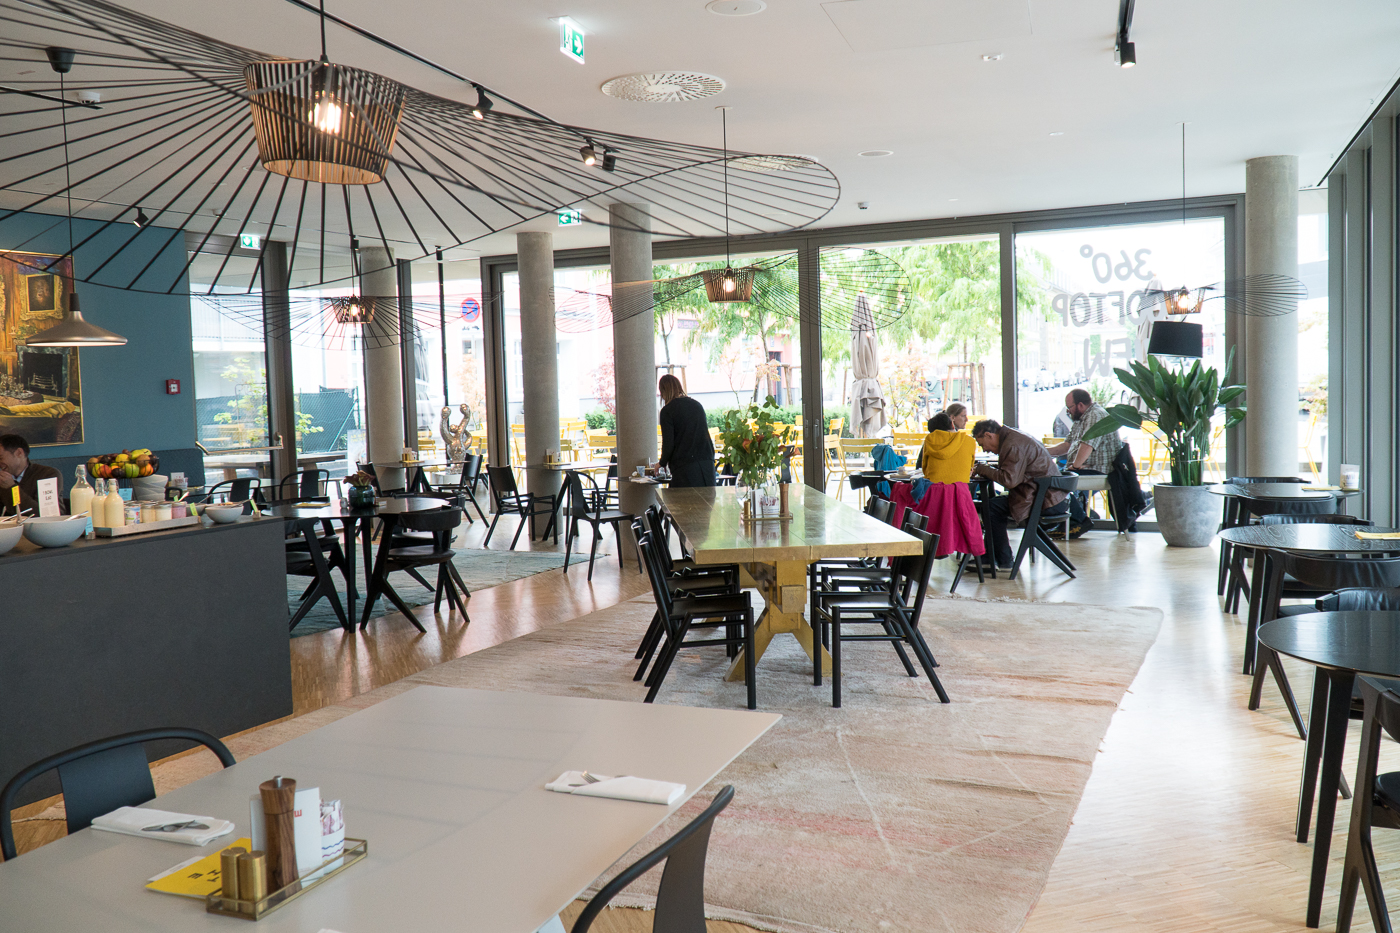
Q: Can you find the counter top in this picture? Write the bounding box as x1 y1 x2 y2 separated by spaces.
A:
0 514 275 564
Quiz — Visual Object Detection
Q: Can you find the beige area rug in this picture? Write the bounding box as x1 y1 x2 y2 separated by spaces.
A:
145 594 1162 933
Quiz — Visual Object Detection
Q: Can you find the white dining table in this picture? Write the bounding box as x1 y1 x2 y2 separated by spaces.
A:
0 686 779 933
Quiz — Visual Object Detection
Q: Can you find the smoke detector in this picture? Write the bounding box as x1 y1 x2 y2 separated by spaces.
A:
601 72 726 103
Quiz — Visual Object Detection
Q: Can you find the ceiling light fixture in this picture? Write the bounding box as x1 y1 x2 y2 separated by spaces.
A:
25 46 126 348
131 207 150 228
981 53 1003 61
244 0 406 184
706 0 766 15
1115 0 1136 68
601 149 617 172
328 237 379 324
470 84 493 119
858 149 893 158
701 106 754 303
579 141 597 166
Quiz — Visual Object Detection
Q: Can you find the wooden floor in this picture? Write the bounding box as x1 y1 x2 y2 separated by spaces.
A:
15 503 1400 932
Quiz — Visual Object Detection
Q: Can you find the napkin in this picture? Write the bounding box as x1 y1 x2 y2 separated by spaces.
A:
91 806 235 846
546 771 686 806
1355 531 1400 540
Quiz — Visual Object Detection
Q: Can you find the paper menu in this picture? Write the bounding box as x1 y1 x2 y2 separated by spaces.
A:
250 786 322 873
35 477 59 516
146 837 253 898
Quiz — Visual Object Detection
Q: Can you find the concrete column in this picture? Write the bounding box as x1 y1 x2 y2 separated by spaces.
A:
260 241 296 483
1244 155 1299 476
610 203 657 532
360 245 405 491
517 232 560 535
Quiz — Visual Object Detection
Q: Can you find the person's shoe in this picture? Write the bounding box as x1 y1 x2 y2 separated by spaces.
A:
1068 519 1094 539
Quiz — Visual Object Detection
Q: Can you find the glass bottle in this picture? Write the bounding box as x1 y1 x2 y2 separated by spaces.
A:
71 465 95 536
104 478 126 528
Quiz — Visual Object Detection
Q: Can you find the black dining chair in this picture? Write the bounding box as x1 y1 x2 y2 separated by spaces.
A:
1217 476 1307 599
200 476 263 505
286 518 351 631
1337 678 1400 933
0 727 235 860
446 453 489 524
561 471 637 581
360 507 468 631
274 468 331 502
812 525 949 707
1008 475 1078 581
483 465 557 550
568 785 735 933
636 526 756 709
1224 495 1342 614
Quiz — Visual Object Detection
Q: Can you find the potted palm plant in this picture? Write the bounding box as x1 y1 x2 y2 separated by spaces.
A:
1082 350 1246 547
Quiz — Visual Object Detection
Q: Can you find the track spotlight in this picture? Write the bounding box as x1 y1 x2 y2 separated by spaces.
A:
132 207 150 228
1118 40 1136 67
471 85 493 120
601 149 617 172
579 141 597 166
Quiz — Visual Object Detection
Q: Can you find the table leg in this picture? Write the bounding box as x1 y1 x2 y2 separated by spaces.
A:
725 559 831 682
341 518 360 624
1297 667 1330 841
1244 550 1268 675
1306 669 1356 928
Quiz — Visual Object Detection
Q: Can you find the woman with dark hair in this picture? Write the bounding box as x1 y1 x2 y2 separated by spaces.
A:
656 374 716 487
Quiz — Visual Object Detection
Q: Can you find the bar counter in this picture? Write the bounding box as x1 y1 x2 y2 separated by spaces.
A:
0 517 292 805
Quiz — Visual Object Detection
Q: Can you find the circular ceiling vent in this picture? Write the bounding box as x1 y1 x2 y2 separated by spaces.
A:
859 149 894 158
706 0 767 14
730 154 818 173
601 72 726 103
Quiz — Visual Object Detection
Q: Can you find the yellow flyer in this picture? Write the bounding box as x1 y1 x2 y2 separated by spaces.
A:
145 837 252 899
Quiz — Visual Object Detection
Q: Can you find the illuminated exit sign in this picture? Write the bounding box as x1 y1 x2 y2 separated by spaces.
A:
238 233 261 250
558 18 585 64
557 209 583 226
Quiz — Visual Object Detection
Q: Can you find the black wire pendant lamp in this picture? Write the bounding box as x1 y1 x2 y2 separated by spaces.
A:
25 46 126 348
701 108 753 303
244 0 405 185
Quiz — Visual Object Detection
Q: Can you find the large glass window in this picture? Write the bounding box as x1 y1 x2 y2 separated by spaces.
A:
1298 189 1328 481
1015 218 1227 482
412 261 485 460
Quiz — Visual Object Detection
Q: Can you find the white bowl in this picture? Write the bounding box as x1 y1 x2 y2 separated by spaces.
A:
203 503 244 524
22 515 88 548
0 520 23 555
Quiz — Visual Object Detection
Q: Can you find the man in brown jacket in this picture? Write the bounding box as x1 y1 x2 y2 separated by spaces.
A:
971 419 1067 569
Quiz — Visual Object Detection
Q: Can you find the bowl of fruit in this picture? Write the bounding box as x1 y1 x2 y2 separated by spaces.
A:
87 448 159 480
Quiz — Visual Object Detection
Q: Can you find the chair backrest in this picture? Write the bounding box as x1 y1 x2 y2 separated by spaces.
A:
485 464 519 500
643 506 677 573
1261 513 1372 526
571 786 735 933
891 526 940 622
633 525 676 620
206 476 261 503
901 509 929 533
1317 587 1400 611
461 453 484 484
566 471 596 519
278 468 329 500
1282 552 1400 592
396 507 461 533
865 497 894 525
0 727 235 860
1228 476 1305 484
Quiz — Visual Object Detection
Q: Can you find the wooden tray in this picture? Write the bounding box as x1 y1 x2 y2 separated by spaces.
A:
94 515 201 537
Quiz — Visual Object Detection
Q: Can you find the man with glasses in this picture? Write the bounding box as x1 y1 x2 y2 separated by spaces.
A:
1046 388 1123 537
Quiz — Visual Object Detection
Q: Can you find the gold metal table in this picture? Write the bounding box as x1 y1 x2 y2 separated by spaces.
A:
659 484 921 681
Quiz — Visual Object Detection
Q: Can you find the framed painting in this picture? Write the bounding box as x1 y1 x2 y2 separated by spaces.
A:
0 250 82 446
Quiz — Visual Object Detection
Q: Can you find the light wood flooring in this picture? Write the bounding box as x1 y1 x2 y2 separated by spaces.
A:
15 503 1400 932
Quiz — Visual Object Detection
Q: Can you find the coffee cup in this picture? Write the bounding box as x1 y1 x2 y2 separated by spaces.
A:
635 466 646 477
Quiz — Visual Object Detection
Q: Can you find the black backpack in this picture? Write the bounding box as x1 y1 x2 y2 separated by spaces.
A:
1106 443 1149 532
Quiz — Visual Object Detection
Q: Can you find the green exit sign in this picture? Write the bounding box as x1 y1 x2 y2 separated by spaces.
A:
557 209 583 226
238 233 261 250
558 17 584 64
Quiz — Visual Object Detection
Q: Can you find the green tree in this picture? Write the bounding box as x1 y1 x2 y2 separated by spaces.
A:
212 357 321 448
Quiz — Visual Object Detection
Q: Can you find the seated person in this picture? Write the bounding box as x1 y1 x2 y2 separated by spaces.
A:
943 402 969 432
917 412 976 483
1045 388 1123 536
971 419 1066 569
0 433 65 516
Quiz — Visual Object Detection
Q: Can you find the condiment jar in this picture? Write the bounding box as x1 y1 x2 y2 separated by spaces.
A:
155 503 172 522
128 503 145 524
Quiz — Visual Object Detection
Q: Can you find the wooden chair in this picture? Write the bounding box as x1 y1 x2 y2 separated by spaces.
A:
360 507 469 631
483 465 557 550
286 517 351 631
1008 475 1078 581
561 471 636 581
274 468 332 502
1337 678 1400 933
0 728 235 860
200 476 262 504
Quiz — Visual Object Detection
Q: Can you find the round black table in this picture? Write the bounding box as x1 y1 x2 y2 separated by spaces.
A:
1259 611 1400 928
265 496 450 624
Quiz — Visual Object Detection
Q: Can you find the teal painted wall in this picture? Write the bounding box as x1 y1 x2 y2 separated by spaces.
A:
1 211 194 457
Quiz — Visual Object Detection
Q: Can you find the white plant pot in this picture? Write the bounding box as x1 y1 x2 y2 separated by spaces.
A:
1152 483 1220 547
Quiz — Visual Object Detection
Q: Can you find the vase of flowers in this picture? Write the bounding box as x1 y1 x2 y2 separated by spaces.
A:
717 397 788 519
345 471 376 508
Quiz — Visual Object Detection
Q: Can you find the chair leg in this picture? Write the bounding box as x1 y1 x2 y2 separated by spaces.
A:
380 580 428 634
831 608 842 708
1248 646 1307 740
587 522 602 582
644 620 688 703
404 567 434 592
634 611 665 680
509 512 529 550
483 511 501 547
562 514 575 573
744 608 756 710
900 614 950 703
434 564 446 613
445 562 470 600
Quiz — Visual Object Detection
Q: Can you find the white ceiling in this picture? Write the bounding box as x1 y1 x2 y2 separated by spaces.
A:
49 0 1400 259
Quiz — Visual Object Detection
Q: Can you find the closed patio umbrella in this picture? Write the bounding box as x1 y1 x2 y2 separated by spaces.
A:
849 293 887 438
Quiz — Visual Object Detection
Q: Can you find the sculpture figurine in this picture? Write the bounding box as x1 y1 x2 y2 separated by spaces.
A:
440 404 472 465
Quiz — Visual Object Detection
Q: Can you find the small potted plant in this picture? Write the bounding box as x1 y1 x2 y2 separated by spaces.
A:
1083 350 1245 546
345 471 376 508
716 396 788 518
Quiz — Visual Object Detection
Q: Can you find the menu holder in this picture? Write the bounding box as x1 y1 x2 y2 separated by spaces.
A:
94 515 201 537
205 838 366 921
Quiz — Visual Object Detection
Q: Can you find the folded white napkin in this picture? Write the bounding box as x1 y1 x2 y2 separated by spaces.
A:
91 806 235 846
546 771 685 806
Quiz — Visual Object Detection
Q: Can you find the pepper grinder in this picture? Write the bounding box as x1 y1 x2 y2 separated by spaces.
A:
259 775 301 891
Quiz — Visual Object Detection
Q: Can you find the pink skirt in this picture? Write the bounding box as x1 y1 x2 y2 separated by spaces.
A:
891 482 986 557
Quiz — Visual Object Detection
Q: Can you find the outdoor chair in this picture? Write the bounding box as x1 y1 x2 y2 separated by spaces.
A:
812 525 948 707
0 728 235 860
483 465 557 550
561 471 637 581
635 525 756 709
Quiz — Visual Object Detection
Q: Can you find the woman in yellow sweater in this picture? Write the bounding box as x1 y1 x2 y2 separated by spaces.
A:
918 412 976 483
